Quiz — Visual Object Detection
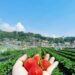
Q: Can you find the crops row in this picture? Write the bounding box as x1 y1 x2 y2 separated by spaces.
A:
57 51 75 61
0 48 42 75
43 48 75 75
62 48 75 53
0 51 25 75
0 47 75 75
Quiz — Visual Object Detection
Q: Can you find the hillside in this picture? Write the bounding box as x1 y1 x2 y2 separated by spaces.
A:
0 31 75 50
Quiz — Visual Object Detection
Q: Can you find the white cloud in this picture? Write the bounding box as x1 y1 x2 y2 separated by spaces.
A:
16 22 25 32
0 22 25 32
0 23 15 32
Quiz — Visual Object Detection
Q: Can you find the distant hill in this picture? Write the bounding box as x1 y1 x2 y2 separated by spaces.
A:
0 30 75 43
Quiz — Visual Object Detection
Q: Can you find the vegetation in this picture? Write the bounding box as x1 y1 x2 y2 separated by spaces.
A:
0 31 75 75
0 47 75 75
0 30 75 43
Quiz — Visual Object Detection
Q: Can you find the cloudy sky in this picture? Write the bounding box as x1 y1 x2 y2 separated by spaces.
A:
0 0 75 37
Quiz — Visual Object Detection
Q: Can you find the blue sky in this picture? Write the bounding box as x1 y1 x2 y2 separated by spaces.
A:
0 0 75 37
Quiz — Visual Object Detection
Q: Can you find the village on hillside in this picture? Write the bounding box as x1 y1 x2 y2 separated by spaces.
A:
0 38 75 51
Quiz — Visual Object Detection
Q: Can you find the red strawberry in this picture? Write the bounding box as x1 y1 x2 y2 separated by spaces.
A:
34 54 41 64
28 65 42 75
24 58 37 71
42 59 51 70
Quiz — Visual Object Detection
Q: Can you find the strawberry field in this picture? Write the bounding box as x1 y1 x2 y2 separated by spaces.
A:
0 47 75 75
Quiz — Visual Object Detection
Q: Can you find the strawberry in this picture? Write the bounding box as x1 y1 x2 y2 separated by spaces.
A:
28 65 42 75
24 58 37 71
41 59 51 70
34 54 41 64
